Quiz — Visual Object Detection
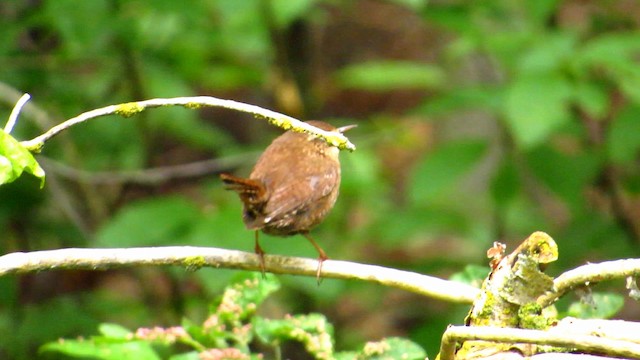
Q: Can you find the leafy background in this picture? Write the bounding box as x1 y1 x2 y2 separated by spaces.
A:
1 0 640 358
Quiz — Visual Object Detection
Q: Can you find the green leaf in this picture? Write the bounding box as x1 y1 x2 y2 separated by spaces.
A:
567 292 624 319
409 140 488 204
355 337 427 360
253 313 334 357
0 131 45 187
215 273 280 322
577 33 640 69
574 33 640 103
144 62 237 152
95 196 199 247
503 74 572 148
490 158 520 208
424 5 476 35
270 0 318 28
607 105 640 163
450 265 487 289
169 352 200 360
201 64 263 91
99 323 132 339
41 339 160 360
413 86 504 116
572 81 609 119
335 61 445 91
517 33 576 74
335 352 359 360
524 0 561 25
526 145 601 211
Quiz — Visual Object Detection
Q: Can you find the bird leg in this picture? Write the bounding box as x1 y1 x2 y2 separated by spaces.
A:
302 232 328 284
254 230 266 278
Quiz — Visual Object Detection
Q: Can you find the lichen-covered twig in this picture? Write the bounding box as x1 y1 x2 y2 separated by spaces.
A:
20 96 356 152
537 258 640 308
439 326 640 360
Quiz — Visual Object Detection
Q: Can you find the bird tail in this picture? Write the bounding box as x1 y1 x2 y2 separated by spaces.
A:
220 173 266 204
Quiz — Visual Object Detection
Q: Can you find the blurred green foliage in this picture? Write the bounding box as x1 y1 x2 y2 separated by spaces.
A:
41 273 427 359
1 0 640 358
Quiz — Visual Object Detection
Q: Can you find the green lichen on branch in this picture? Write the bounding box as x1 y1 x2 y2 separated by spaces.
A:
458 232 559 359
518 302 555 330
183 256 207 272
184 102 202 109
114 102 144 118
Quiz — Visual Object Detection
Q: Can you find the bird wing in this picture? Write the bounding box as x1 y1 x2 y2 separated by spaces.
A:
263 165 339 223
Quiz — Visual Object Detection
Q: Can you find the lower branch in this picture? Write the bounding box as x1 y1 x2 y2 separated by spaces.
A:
0 246 477 304
440 325 640 360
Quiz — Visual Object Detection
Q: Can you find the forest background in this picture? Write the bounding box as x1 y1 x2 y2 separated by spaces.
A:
1 0 640 358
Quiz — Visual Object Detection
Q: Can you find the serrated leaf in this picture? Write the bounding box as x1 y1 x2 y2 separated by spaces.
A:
567 292 624 319
0 131 45 187
503 75 572 148
215 273 280 322
95 196 199 247
40 340 160 360
335 61 445 91
409 140 488 204
253 313 334 357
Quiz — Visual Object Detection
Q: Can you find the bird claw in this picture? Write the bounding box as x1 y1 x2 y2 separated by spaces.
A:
316 256 328 285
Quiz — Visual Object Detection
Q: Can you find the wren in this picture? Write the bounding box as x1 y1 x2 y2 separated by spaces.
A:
220 121 355 281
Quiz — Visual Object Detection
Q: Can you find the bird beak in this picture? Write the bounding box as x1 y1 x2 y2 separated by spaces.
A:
336 124 357 133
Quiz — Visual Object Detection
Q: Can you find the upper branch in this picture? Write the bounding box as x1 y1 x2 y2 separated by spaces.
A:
537 258 640 308
20 96 356 152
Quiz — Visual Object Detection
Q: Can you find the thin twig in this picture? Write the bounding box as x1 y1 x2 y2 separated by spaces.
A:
4 93 31 133
0 246 477 304
439 325 640 360
38 152 258 185
537 258 640 308
20 96 356 152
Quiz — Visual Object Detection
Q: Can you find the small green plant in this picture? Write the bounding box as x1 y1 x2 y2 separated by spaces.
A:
40 272 427 360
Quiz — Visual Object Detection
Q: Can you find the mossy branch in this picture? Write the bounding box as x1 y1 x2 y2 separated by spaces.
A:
0 246 476 304
440 325 640 360
20 96 356 152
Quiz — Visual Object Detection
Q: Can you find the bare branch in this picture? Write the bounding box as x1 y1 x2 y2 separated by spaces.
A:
0 82 54 130
4 93 30 133
0 246 477 304
20 96 356 152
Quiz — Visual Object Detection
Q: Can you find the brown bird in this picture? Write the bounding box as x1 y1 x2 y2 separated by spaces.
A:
220 121 355 281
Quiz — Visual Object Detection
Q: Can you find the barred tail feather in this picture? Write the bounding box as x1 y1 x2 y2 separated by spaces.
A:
220 173 266 204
